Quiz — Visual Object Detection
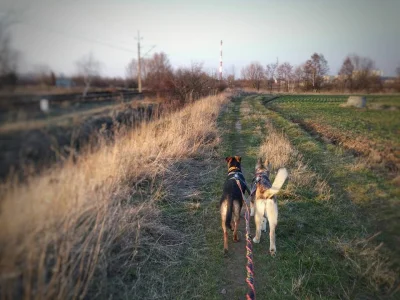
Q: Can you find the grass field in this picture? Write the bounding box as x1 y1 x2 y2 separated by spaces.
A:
207 95 399 299
265 95 400 176
153 93 399 299
0 92 399 299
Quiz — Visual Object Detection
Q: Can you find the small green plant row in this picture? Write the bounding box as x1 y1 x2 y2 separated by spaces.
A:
277 95 347 103
275 95 400 105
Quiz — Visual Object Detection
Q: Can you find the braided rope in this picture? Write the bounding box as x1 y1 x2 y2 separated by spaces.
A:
235 179 255 300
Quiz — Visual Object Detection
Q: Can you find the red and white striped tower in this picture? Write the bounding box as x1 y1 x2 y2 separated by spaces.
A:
219 40 223 81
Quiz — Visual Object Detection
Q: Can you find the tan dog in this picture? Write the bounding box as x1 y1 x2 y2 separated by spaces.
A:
251 158 288 256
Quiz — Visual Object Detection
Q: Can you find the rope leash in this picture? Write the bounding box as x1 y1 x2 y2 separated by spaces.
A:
235 178 255 300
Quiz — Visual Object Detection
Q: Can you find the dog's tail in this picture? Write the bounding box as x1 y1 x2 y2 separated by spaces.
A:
225 195 233 231
269 168 288 196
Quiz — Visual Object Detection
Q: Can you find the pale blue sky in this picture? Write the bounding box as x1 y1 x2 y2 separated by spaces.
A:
3 0 400 77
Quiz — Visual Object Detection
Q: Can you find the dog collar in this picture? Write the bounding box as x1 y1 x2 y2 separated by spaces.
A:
255 171 268 176
228 166 241 173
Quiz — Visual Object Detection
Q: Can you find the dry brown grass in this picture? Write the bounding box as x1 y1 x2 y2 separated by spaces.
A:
335 232 399 298
0 94 228 299
258 120 331 200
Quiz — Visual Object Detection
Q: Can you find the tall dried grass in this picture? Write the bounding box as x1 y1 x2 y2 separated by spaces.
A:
258 120 331 200
0 94 228 299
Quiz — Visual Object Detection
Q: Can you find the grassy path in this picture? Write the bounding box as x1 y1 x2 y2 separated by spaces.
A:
158 94 398 299
190 94 398 299
216 95 266 298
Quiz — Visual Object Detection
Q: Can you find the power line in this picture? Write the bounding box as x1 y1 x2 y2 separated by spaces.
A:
19 21 137 54
142 45 156 58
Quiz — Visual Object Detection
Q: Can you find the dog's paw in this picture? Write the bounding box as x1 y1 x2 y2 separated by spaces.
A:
269 248 276 257
253 237 260 243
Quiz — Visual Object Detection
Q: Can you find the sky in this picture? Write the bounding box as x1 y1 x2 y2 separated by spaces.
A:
2 0 400 78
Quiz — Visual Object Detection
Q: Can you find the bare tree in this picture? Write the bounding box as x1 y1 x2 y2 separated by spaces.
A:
76 53 101 96
33 64 51 86
265 60 278 93
226 65 236 88
293 65 305 90
50 71 56 86
241 62 264 90
171 62 217 104
0 15 19 88
338 57 354 92
395 65 400 92
277 62 293 92
304 53 329 91
126 57 149 84
126 58 138 81
348 54 378 91
144 52 173 94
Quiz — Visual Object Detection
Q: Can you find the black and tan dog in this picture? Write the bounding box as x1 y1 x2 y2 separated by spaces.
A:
220 156 250 254
251 158 288 256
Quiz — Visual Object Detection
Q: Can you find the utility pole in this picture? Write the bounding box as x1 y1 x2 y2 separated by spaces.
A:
219 40 223 81
135 31 143 93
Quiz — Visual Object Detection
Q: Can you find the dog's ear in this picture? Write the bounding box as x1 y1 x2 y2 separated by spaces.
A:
256 157 264 169
225 156 232 163
234 156 241 163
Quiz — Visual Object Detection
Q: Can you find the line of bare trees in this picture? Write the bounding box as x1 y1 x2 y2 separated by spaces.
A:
126 52 226 104
241 53 329 92
240 53 399 93
0 15 18 89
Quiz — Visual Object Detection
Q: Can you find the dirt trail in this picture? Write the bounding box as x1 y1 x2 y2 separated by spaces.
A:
221 97 256 299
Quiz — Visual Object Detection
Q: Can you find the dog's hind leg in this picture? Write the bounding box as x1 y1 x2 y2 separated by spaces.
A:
253 200 265 243
220 201 229 254
233 201 241 242
266 198 278 256
222 222 229 254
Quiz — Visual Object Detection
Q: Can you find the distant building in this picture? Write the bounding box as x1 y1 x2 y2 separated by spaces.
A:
382 76 396 85
371 70 383 77
56 76 75 88
352 70 383 78
322 75 335 82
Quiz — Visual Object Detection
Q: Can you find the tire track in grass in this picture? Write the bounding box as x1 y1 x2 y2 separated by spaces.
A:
255 98 399 299
263 100 400 261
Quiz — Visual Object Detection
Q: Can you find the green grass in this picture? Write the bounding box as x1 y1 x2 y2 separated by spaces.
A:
146 94 399 299
267 95 400 147
213 95 398 298
257 96 399 298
